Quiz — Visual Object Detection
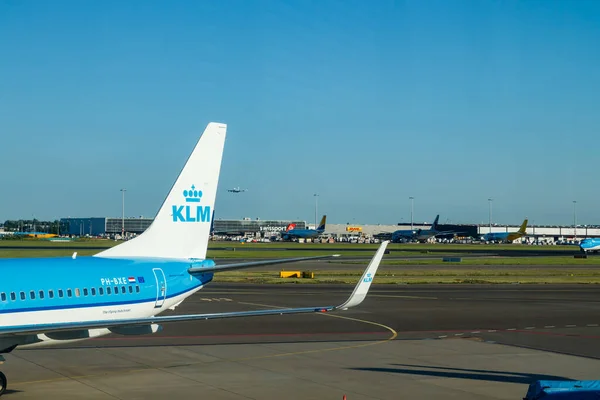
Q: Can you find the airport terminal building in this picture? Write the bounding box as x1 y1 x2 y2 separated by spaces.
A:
61 217 307 238
212 219 306 236
61 217 154 237
60 216 600 243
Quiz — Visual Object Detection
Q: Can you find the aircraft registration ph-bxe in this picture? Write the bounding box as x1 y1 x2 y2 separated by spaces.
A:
0 123 389 396
481 219 528 243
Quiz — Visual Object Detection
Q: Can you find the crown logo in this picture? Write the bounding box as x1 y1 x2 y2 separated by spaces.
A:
183 185 202 203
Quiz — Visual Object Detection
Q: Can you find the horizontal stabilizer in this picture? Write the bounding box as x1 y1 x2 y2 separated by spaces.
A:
188 254 340 274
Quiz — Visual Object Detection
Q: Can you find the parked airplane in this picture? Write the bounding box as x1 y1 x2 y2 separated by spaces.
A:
281 215 326 240
0 123 388 396
227 187 247 193
481 219 528 243
580 238 600 253
391 215 456 243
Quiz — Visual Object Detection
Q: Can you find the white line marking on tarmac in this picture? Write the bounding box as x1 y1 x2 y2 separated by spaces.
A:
371 295 438 300
417 321 600 341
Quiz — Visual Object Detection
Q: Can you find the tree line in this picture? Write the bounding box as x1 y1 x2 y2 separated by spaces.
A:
1 219 69 235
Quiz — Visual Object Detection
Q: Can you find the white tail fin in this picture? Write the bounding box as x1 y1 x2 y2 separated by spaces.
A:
95 122 227 260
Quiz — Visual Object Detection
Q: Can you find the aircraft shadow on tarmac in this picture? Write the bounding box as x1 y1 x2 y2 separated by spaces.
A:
350 364 572 385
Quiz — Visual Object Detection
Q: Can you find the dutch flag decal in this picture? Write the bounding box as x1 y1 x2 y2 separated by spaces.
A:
128 277 136 283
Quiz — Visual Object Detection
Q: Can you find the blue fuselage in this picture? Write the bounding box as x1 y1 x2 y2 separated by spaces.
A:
282 229 323 239
391 230 416 242
580 238 600 252
392 229 436 242
483 232 510 240
0 256 214 336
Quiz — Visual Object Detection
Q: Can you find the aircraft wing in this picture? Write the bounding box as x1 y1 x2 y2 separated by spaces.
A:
0 242 389 337
188 254 341 274
432 230 466 237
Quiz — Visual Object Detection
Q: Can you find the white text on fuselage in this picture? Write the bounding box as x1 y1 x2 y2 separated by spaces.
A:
101 277 130 285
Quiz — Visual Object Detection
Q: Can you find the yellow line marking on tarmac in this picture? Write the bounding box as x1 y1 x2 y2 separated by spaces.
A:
12 302 397 387
233 301 397 360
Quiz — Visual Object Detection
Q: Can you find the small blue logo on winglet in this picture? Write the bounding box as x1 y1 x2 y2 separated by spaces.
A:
172 184 211 223
363 273 373 283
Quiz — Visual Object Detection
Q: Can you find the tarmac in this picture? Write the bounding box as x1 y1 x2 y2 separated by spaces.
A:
218 259 600 271
4 284 600 399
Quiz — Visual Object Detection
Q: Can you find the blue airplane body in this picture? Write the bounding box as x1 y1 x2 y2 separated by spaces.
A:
282 215 326 240
482 219 528 243
580 238 600 253
391 215 456 242
0 122 389 396
0 257 214 324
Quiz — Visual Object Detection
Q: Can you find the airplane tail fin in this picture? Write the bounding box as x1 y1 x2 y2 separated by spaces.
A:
95 122 227 260
285 223 296 232
518 219 528 234
317 215 327 232
432 214 440 230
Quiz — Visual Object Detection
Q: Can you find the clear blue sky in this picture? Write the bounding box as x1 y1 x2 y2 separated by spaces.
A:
1 0 599 226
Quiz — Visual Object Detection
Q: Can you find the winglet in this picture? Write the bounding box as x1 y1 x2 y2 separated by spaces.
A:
335 240 389 310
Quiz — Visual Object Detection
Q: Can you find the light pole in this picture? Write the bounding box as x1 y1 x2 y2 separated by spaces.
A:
573 200 577 241
121 188 127 238
313 194 319 228
488 198 493 234
409 196 414 230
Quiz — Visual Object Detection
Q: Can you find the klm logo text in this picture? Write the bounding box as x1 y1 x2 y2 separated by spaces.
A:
172 205 211 223
172 184 211 223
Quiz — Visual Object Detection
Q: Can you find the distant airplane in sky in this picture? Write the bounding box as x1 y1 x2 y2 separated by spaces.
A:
227 187 247 193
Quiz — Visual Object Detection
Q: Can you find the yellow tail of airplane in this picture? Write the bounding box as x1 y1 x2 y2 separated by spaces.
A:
317 215 327 232
518 219 528 234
